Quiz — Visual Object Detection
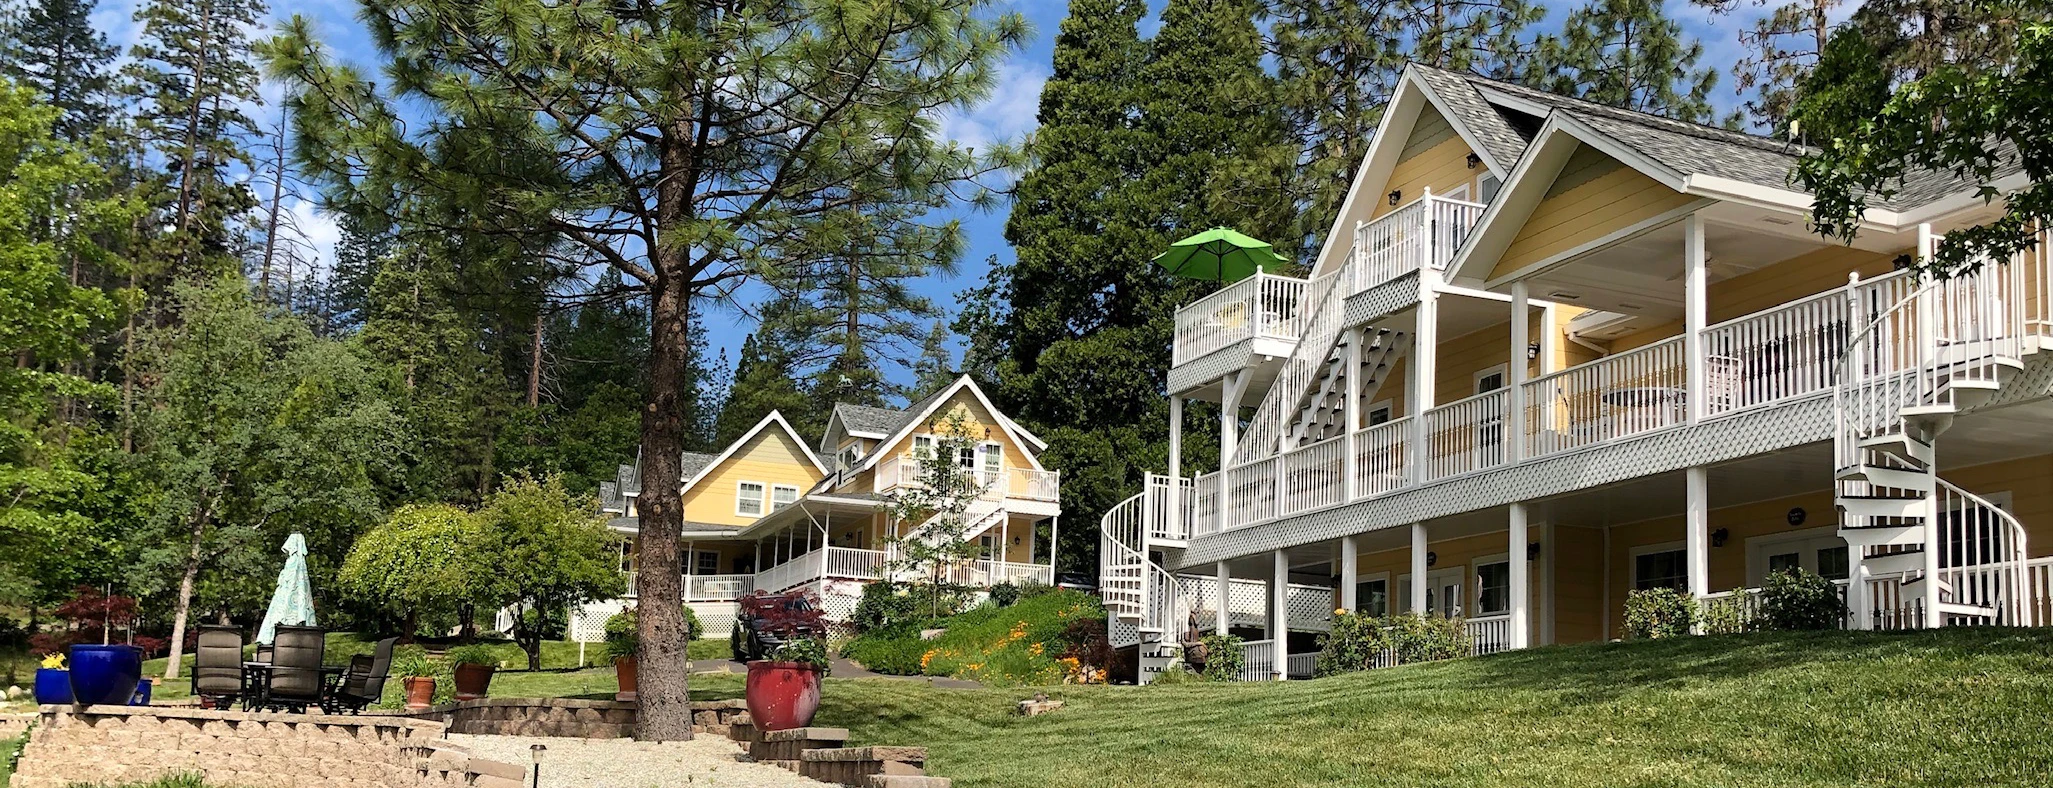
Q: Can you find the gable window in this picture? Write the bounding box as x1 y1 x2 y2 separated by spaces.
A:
837 444 863 472
912 434 936 460
772 484 800 511
736 481 767 517
1633 546 1689 592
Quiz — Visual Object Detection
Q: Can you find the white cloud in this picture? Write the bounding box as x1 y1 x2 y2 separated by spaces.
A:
934 57 1048 153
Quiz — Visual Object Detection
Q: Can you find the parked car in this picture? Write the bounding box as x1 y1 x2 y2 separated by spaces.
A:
731 589 828 662
1054 572 1098 594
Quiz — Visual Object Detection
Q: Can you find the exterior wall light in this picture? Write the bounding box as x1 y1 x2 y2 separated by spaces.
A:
1388 190 1402 206
1711 528 1730 548
1466 153 1481 169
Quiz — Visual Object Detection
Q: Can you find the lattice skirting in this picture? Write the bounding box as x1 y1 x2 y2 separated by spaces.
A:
1169 343 1257 396
1343 271 1421 327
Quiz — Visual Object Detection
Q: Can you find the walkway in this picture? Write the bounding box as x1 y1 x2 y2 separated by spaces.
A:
692 658 983 689
451 733 830 788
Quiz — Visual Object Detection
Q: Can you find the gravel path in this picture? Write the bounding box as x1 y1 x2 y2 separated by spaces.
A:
448 733 833 788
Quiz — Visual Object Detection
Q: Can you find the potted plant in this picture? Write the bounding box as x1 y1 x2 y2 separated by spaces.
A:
745 637 830 731
604 609 638 702
32 653 72 705
393 651 438 710
68 643 143 707
447 644 497 701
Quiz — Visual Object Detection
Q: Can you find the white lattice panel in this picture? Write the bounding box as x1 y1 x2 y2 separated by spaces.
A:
569 599 630 643
1342 271 1421 328
1168 343 1258 397
1178 576 1333 633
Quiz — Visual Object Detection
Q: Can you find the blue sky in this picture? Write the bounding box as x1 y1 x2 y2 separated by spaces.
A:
89 0 1791 401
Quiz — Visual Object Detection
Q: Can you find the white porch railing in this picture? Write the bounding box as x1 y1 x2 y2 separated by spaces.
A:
1012 468 1061 501
1191 471 1222 538
825 547 886 580
1701 270 1916 417
1464 615 1513 656
1348 193 1486 295
1423 389 1509 481
1521 336 1686 459
1279 435 1347 515
1224 457 1279 530
1143 473 1195 542
1234 271 1347 465
1351 417 1412 499
1286 651 1319 679
1172 273 1311 365
686 574 754 602
1238 639 1279 682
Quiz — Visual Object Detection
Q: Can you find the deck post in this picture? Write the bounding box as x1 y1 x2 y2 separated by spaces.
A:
1508 504 1530 649
1509 282 1529 461
1343 327 1364 500
1411 281 1440 482
1215 561 1231 636
1410 522 1429 614
1685 466 1710 627
1271 549 1289 681
1684 213 1708 424
1168 396 1183 534
1339 536 1359 611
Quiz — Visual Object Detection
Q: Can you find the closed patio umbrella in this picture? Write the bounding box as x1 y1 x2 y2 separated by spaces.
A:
257 533 317 645
1152 227 1290 283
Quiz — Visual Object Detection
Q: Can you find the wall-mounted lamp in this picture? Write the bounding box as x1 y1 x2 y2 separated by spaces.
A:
1466 153 1481 169
1012 535 1022 546
1387 189 1402 206
1526 343 1541 360
1711 528 1730 548
1527 541 1541 560
1425 550 1438 567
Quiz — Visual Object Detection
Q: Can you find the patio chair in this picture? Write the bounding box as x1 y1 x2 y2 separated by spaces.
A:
325 636 396 714
192 625 243 709
257 625 328 713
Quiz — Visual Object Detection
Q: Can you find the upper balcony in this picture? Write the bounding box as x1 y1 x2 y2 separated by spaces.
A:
1172 272 1311 366
1344 191 1485 297
869 454 1061 504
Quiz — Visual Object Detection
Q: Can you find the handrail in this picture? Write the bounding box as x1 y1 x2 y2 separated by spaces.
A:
1233 270 1347 465
1172 273 1311 365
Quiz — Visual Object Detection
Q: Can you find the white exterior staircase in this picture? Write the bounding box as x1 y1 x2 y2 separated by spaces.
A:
1833 243 2034 629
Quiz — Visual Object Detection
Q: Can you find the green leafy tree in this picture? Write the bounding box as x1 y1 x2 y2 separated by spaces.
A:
270 0 1024 736
1796 11 2053 277
714 326 815 449
469 475 624 671
1534 0 1736 127
131 278 403 679
338 503 483 642
0 0 118 141
883 413 988 618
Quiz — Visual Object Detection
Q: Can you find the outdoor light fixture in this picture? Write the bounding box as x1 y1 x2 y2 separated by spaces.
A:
1712 528 1730 548
1466 153 1481 169
1526 343 1541 360
530 744 547 788
1527 542 1541 560
1426 550 1438 567
1388 189 1402 206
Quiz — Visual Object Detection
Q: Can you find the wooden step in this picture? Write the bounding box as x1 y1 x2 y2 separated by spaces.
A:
1838 495 1925 520
1835 464 1934 491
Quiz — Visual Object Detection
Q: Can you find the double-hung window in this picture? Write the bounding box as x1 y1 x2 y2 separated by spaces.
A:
736 481 767 517
978 444 1003 485
912 435 936 460
1633 547 1689 592
771 484 800 512
1475 558 1511 616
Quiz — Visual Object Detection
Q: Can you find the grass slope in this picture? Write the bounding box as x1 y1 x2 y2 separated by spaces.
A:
737 628 2053 788
841 590 1102 685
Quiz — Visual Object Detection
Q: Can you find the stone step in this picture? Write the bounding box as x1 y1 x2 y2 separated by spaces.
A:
799 745 928 785
867 776 952 788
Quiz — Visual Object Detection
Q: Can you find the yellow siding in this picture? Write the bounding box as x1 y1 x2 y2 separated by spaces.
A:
1434 321 1512 406
879 390 1042 496
1491 162 1696 281
1551 525 1605 644
1371 135 1483 220
1608 244 1904 352
681 428 825 527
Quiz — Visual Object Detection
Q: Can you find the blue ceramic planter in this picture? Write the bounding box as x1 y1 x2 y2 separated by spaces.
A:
33 667 72 705
68 644 143 707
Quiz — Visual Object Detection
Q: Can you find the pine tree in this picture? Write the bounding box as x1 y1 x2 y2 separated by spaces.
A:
909 322 956 401
1694 0 1847 131
0 0 117 141
125 0 265 278
713 332 811 448
1535 0 1735 126
1272 0 1545 251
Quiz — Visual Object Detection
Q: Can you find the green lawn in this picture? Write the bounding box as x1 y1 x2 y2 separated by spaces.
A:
754 628 2050 788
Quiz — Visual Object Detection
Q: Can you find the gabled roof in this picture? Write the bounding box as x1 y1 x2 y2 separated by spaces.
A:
677 410 827 496
850 375 1047 475
818 380 1047 455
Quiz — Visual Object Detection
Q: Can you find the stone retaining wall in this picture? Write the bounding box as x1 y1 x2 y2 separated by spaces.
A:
375 697 750 739
7 705 523 788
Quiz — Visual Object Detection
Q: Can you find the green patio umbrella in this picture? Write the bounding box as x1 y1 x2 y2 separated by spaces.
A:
257 532 317 645
1152 227 1291 283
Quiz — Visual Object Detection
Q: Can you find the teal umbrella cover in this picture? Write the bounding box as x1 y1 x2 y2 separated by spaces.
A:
257 532 318 645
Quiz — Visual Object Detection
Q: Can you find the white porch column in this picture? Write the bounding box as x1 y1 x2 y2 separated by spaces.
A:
1409 522 1429 614
1220 370 1251 461
1339 535 1360 611
1215 561 1231 636
1000 516 1010 569
1048 516 1060 580
1270 549 1289 681
1683 213 1708 423
1509 282 1529 461
684 539 696 602
1508 504 1530 649
1410 283 1440 481
1685 466 1710 608
1343 326 1365 499
1168 396 1183 531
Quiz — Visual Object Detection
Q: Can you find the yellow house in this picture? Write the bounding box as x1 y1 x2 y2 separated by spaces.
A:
592 375 1061 636
1111 63 2053 682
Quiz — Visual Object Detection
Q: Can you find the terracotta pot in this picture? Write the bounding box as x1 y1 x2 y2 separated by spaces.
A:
744 660 823 732
403 676 436 710
453 663 495 701
614 656 638 702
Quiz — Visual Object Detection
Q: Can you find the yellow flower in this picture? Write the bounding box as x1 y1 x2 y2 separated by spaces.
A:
921 649 937 669
1335 608 1348 616
40 653 65 670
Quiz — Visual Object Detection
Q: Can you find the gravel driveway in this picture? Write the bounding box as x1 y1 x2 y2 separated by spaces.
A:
449 733 833 788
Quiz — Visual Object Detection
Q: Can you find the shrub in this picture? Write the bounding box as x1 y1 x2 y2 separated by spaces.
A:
1149 663 1204 685
770 638 832 675
840 624 929 675
988 582 1021 607
1389 615 1470 663
1760 568 1847 631
1018 580 1056 600
1197 634 1244 681
603 610 638 660
1624 587 1699 639
1701 599 1751 635
446 644 497 667
391 647 436 679
853 581 922 633
1315 610 1392 677
518 607 567 640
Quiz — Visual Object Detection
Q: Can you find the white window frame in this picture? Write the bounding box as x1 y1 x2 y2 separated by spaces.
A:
978 442 1003 483
1366 398 1395 427
1353 570 1391 616
1473 552 1511 616
1478 173 1503 203
771 484 800 511
1629 540 1689 592
735 480 767 517
838 444 863 472
911 434 936 460
1473 363 1509 394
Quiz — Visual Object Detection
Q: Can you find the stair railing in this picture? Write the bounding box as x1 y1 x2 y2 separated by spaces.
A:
1932 479 2033 625
1233 269 1348 466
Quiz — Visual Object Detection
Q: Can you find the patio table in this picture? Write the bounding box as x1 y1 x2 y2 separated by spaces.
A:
239 661 345 712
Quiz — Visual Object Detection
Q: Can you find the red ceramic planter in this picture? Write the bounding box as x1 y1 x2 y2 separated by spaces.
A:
744 660 823 731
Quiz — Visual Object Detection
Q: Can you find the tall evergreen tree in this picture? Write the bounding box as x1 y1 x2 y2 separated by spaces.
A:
0 0 117 141
713 332 812 448
1534 0 1736 126
126 0 266 278
909 321 956 401
1694 0 1847 131
1271 0 1544 250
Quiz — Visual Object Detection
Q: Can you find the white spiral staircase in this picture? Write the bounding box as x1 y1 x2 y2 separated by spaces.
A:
1100 478 1194 651
1833 246 2034 628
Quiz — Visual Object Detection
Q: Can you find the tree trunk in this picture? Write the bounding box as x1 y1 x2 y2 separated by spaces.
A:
161 503 210 680
528 311 543 407
400 609 418 645
633 266 695 741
